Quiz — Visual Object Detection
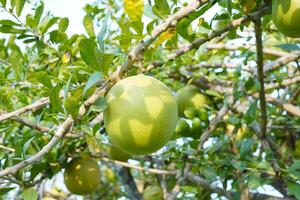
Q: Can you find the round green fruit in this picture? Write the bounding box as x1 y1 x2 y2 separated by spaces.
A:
143 185 163 200
108 146 131 162
64 158 100 195
272 0 300 38
175 118 191 137
104 74 178 155
190 117 202 139
176 85 208 115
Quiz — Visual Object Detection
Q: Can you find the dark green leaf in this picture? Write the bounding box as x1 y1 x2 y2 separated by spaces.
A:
0 187 15 195
50 84 64 113
288 182 300 199
35 71 53 88
240 138 253 158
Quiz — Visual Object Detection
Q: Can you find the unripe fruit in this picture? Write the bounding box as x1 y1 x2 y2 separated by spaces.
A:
272 0 300 38
104 75 178 155
190 117 202 139
64 158 100 195
175 118 191 137
143 185 163 200
108 146 131 162
176 85 207 115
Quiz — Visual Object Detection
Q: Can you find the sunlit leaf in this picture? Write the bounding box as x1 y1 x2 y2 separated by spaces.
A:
124 0 144 22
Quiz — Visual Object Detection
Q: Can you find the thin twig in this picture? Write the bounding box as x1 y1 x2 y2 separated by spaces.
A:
0 116 74 178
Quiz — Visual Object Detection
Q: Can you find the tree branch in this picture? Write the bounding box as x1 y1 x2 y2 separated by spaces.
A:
0 116 74 178
0 97 49 123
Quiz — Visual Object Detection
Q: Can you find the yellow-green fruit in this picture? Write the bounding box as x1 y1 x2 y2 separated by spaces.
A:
64 158 100 195
175 118 191 137
190 117 202 139
143 185 163 200
108 146 131 162
176 85 207 115
272 0 300 38
104 75 178 155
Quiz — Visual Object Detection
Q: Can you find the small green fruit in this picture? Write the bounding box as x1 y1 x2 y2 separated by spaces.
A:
108 146 131 162
64 158 100 195
176 85 208 115
143 185 163 200
272 0 300 38
104 75 178 155
190 118 202 139
175 118 191 137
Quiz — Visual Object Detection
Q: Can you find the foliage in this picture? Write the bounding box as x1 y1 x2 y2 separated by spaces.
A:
0 0 299 199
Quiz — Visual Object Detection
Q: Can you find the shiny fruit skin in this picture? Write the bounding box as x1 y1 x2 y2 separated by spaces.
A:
64 158 100 195
108 146 131 162
176 85 207 115
175 118 191 137
104 75 178 155
143 185 163 200
272 0 300 38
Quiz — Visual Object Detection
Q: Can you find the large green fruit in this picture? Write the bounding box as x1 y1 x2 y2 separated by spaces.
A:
176 85 207 115
272 0 300 38
64 158 100 195
143 185 163 200
104 74 178 155
108 146 131 162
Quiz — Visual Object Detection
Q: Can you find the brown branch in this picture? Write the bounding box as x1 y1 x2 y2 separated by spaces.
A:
0 116 74 178
11 116 83 138
254 16 267 137
206 43 295 58
147 7 268 71
0 97 49 123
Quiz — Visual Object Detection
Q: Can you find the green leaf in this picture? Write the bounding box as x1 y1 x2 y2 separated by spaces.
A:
65 96 80 118
34 2 44 27
288 182 300 199
244 100 257 123
85 134 102 155
22 188 38 200
0 25 25 34
240 138 253 158
50 84 64 113
38 16 59 34
83 14 95 37
83 72 103 96
22 136 36 157
79 39 110 75
58 17 69 32
97 15 109 51
0 187 15 195
90 97 107 112
0 0 7 7
49 30 67 43
35 71 53 88
152 0 170 17
0 20 21 26
15 0 25 16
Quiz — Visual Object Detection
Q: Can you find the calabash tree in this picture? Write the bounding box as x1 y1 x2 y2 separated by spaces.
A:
0 0 300 199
